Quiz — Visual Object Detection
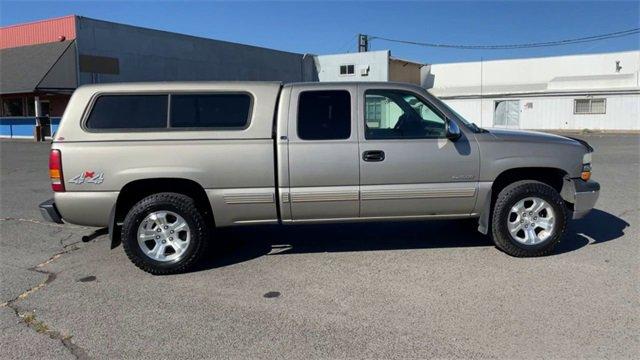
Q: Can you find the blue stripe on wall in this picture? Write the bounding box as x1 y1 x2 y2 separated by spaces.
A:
0 117 61 138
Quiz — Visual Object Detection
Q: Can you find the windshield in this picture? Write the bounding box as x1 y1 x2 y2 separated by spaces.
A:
420 89 485 133
437 99 486 133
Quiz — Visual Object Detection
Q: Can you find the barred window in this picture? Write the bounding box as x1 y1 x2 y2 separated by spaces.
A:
574 98 606 114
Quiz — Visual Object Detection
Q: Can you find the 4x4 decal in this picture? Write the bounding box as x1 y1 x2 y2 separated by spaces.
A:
69 171 104 185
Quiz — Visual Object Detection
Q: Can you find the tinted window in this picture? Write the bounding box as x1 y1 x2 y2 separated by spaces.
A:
2 98 24 116
170 94 251 128
364 90 446 139
298 90 351 140
86 95 167 129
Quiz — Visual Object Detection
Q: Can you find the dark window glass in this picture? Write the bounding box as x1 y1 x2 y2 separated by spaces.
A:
25 99 49 117
26 99 35 116
86 95 167 129
298 90 351 140
339 65 355 75
170 94 251 128
2 98 24 116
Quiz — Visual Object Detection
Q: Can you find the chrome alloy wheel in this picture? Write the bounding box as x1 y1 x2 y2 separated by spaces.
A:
137 211 191 262
507 197 556 245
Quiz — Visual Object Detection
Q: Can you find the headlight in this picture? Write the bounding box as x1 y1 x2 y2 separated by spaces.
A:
582 152 592 165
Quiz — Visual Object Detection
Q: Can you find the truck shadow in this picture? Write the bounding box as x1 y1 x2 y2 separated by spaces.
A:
195 208 629 272
555 208 630 254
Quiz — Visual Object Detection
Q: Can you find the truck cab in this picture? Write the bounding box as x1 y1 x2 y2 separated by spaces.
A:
278 82 480 223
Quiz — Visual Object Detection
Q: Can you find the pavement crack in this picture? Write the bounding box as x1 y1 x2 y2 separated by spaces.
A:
1 244 90 359
14 309 90 360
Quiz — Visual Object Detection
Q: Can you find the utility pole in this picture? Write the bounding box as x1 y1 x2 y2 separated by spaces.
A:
358 34 369 52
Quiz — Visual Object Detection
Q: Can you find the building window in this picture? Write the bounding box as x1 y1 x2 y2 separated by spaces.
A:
1 97 24 117
26 99 51 117
365 96 383 128
170 94 251 129
298 90 351 140
339 64 355 76
574 98 606 114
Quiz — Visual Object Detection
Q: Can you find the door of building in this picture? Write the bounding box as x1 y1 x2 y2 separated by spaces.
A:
494 100 520 128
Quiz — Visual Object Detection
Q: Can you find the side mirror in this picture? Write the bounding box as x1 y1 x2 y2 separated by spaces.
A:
446 119 462 141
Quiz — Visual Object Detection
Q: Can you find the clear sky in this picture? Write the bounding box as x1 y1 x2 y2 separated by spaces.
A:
1 1 638 64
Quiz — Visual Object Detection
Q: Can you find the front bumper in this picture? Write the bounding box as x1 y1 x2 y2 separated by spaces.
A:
39 198 64 224
568 179 600 219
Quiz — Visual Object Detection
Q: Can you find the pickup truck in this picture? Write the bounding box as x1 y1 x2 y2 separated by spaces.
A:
39 81 600 274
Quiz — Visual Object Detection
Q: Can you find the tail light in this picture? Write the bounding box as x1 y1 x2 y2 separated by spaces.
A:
49 149 65 192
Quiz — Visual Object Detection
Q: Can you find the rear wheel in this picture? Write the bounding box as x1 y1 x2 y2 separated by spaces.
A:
121 192 209 274
491 180 567 257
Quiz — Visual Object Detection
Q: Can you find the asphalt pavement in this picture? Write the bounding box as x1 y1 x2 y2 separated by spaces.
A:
0 134 638 359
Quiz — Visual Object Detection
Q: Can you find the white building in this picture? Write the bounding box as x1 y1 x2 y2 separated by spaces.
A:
315 50 424 85
422 51 640 130
315 50 639 131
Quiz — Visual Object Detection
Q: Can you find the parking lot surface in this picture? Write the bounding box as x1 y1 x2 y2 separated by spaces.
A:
1 134 638 359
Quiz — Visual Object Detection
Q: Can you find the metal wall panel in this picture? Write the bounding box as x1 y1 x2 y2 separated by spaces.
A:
0 15 76 49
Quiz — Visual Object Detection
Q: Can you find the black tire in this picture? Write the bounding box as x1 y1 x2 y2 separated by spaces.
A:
121 192 209 275
491 180 567 257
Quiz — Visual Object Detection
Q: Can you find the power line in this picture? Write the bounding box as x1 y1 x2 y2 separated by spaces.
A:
368 28 640 50
336 33 359 53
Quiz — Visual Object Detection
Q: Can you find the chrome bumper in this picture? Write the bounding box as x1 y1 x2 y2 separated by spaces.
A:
569 179 600 219
39 198 64 224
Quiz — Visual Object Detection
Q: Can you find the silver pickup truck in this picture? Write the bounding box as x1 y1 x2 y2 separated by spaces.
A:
40 81 600 274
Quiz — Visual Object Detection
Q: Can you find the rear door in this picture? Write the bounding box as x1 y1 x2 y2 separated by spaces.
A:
358 84 480 218
285 84 360 221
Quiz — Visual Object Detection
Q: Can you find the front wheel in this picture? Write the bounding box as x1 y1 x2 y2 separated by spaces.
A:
491 180 567 257
121 192 209 274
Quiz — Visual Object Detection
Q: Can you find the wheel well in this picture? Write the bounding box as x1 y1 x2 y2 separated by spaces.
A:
477 167 568 235
113 178 214 244
491 167 567 201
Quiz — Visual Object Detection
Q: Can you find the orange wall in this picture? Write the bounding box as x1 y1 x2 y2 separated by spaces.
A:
0 15 76 49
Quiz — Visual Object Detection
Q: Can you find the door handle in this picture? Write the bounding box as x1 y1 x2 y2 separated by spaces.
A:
362 150 385 162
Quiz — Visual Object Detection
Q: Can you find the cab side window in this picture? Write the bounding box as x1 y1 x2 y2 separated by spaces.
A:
364 90 446 139
298 90 351 140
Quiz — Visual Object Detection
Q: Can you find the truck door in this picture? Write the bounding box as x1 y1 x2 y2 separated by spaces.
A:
357 84 480 218
285 85 360 221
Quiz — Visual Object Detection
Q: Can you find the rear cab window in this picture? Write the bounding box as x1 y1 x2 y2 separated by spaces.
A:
297 90 351 140
85 93 252 131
